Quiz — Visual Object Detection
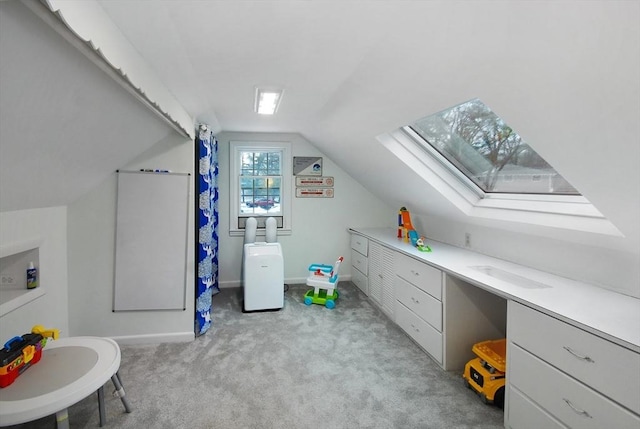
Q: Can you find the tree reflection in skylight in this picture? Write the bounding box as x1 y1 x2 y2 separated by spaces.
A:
410 99 580 195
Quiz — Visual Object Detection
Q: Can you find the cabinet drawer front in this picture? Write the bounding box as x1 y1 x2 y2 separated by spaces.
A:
395 253 442 300
351 267 368 296
509 343 640 429
395 301 442 364
508 301 640 414
507 386 567 429
350 235 368 257
395 276 442 331
351 249 368 276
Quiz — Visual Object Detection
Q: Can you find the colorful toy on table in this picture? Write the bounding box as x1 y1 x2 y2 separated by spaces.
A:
397 207 431 252
0 325 59 388
304 256 343 309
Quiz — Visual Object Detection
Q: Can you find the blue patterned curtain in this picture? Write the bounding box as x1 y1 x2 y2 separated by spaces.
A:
195 126 219 336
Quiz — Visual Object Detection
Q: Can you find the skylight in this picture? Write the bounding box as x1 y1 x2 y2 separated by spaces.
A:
377 99 623 237
408 99 579 196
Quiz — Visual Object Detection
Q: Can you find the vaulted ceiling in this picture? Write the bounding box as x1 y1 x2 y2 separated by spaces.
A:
1 0 638 254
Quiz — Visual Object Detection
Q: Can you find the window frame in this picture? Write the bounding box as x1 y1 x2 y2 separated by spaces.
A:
229 141 292 237
377 128 623 237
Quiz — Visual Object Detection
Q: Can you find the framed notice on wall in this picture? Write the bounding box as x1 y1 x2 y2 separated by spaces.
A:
293 157 322 176
295 176 334 187
296 188 334 198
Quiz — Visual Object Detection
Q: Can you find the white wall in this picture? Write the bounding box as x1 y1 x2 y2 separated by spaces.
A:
216 132 394 287
67 133 195 343
0 207 69 341
413 213 640 299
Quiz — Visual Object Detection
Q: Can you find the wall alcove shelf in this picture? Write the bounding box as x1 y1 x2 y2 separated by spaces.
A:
0 238 45 317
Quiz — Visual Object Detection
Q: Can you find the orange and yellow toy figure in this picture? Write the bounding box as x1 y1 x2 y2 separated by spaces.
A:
398 207 431 252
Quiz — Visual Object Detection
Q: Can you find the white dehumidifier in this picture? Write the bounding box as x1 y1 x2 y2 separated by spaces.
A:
242 242 284 312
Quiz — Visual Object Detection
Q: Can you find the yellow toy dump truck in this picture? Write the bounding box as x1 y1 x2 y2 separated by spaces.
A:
462 338 506 408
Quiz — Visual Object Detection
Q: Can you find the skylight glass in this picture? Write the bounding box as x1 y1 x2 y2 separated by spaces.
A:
409 99 579 195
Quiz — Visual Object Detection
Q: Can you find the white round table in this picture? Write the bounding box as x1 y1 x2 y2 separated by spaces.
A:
0 336 131 428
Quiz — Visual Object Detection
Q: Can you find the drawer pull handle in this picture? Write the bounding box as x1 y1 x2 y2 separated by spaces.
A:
411 297 420 304
411 270 420 277
563 398 592 419
563 346 595 363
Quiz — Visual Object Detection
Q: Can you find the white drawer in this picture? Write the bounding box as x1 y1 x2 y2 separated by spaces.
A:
350 235 368 257
351 249 368 276
395 253 441 300
351 267 368 296
509 343 640 429
507 385 568 429
395 276 442 331
395 301 442 364
508 301 640 414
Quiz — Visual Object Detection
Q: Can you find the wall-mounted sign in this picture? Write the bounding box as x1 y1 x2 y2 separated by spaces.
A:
296 188 334 198
293 157 322 176
295 176 334 187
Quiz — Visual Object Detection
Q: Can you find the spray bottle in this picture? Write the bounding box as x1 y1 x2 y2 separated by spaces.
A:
26 262 38 289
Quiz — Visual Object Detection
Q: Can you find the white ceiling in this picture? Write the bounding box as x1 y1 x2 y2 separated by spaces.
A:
1 0 638 254
95 0 640 251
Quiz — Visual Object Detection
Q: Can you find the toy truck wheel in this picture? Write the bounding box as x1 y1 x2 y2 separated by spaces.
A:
480 392 489 404
304 296 313 306
325 299 335 309
494 386 505 409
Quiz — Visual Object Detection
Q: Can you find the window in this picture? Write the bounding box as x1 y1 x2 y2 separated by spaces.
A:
230 141 292 235
376 100 622 237
408 98 579 196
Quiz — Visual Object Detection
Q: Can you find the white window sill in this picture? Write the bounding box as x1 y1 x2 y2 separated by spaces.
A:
230 229 292 237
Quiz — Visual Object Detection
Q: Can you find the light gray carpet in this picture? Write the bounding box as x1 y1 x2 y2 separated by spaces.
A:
7 283 504 428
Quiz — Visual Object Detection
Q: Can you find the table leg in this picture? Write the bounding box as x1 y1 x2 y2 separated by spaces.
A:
111 372 132 413
55 408 70 429
98 385 106 426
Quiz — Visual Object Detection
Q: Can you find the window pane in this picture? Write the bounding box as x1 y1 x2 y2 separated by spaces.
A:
240 151 281 176
410 99 579 195
239 176 282 214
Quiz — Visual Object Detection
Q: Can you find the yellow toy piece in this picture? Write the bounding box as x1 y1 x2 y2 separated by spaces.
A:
31 325 60 340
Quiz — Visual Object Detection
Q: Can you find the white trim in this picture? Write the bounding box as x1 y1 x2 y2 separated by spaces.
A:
229 141 292 235
218 275 353 289
110 332 194 345
378 129 624 237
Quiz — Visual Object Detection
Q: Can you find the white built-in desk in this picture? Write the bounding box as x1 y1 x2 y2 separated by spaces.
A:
0 337 131 428
349 227 640 429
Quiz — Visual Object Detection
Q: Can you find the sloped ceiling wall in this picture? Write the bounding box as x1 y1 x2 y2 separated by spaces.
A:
2 1 638 259
94 0 639 255
0 0 178 212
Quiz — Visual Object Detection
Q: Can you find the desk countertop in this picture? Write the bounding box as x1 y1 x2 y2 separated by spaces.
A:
350 227 640 353
0 336 120 427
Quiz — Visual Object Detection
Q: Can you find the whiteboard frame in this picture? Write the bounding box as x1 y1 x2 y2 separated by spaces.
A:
113 170 190 311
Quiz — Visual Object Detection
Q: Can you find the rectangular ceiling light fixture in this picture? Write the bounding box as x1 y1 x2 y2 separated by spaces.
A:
254 88 283 115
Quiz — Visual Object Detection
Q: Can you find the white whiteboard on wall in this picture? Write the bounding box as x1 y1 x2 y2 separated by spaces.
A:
113 171 190 311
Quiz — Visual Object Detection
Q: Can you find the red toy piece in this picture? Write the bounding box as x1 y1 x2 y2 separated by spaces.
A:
0 325 59 388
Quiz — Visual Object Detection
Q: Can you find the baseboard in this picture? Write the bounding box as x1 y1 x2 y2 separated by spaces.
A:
110 331 195 345
218 275 352 289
